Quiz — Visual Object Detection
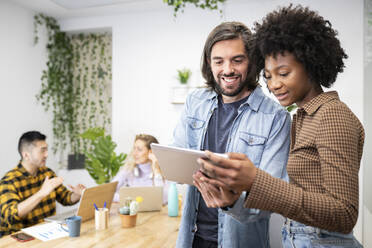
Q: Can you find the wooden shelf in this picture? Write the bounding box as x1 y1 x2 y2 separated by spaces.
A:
171 86 203 104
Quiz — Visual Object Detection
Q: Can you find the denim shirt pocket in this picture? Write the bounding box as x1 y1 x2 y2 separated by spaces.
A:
237 132 266 165
186 117 205 149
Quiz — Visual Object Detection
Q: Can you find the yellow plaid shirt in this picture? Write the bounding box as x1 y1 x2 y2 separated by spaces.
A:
0 163 74 236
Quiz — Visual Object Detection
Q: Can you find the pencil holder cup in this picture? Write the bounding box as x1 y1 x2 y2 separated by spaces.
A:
95 208 109 230
120 214 137 228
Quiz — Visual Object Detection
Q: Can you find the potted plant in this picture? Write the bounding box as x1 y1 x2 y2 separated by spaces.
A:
67 154 86 170
171 68 192 104
119 196 143 228
70 32 112 163
80 127 126 184
177 68 192 85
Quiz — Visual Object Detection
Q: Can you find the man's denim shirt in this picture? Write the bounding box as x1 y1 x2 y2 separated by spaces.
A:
173 87 291 248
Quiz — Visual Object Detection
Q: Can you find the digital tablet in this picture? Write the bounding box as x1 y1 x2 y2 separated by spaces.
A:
150 143 227 185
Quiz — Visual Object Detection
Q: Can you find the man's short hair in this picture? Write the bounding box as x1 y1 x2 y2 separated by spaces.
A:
18 131 46 159
201 21 259 92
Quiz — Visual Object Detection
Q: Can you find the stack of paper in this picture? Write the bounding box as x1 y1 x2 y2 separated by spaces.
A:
21 222 69 241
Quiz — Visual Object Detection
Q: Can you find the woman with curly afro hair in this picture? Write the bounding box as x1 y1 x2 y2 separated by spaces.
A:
194 4 365 248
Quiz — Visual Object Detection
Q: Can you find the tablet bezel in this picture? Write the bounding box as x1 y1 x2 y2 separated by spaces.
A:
150 144 227 185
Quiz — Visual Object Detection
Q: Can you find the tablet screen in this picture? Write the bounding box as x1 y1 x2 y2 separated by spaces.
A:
151 144 226 184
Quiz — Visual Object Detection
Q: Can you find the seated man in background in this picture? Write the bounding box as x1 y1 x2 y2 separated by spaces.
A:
0 131 85 236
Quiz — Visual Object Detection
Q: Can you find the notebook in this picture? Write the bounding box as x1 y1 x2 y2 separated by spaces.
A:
45 181 118 223
119 186 163 212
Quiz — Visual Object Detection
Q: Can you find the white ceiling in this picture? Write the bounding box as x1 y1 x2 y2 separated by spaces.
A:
8 0 166 18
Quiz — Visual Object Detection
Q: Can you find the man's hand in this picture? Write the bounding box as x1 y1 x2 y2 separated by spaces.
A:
38 176 63 198
197 151 257 193
68 184 86 196
193 170 240 208
69 184 86 203
17 176 63 218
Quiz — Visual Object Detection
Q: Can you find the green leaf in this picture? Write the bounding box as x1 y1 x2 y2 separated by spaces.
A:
164 0 226 17
80 127 105 140
286 104 297 113
177 68 191 84
81 127 126 184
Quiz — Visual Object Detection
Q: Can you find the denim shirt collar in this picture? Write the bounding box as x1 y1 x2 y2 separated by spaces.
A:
246 86 265 112
206 86 265 112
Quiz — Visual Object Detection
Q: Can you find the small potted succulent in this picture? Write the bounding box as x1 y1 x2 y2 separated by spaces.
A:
171 68 192 104
177 68 192 85
119 196 143 228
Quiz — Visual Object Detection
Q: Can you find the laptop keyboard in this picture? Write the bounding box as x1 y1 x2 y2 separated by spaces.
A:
44 209 76 223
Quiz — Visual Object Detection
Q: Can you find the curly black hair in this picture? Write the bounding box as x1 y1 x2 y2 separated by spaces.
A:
251 4 348 88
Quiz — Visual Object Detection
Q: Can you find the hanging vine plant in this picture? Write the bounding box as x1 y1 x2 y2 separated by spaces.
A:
34 14 112 164
163 0 227 17
34 14 75 156
71 33 112 153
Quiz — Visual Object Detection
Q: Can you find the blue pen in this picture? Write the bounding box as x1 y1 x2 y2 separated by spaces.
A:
103 201 106 209
93 203 98 211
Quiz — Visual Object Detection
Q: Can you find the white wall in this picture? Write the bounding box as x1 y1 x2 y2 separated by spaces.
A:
59 0 365 154
0 1 57 177
59 0 366 244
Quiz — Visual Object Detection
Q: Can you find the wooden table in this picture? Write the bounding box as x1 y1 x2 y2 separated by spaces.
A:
0 204 181 248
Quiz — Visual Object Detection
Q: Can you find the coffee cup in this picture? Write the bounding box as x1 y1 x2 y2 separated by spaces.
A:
61 216 82 237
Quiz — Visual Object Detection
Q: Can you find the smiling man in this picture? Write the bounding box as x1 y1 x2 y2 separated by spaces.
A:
173 22 291 248
0 131 85 237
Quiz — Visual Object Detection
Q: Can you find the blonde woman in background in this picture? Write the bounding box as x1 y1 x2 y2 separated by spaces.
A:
112 134 168 203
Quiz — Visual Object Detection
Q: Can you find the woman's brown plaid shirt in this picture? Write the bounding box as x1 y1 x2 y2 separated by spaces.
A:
245 91 364 234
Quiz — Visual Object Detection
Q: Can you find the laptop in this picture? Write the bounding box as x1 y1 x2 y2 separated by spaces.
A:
119 186 163 212
45 181 118 223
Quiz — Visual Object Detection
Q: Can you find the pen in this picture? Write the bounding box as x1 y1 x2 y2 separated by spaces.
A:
103 201 106 209
93 203 98 211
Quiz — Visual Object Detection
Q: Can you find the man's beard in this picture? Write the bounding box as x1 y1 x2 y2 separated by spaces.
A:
214 73 246 97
